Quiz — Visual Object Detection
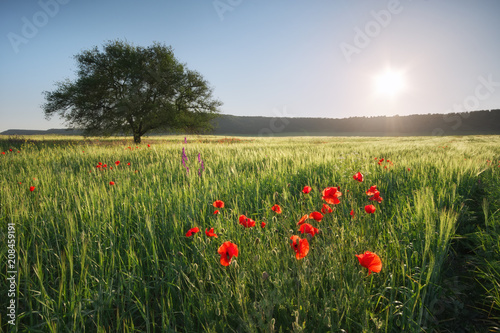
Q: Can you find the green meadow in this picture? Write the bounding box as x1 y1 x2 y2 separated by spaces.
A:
1 135 499 332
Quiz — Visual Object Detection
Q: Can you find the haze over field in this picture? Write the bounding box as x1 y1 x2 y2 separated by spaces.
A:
1 0 500 133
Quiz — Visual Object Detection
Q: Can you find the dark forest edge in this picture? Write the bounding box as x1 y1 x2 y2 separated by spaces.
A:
2 109 500 136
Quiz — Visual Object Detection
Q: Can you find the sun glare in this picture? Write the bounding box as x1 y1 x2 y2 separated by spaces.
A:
374 69 406 97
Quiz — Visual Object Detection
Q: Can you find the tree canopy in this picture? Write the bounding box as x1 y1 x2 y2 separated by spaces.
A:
43 40 222 143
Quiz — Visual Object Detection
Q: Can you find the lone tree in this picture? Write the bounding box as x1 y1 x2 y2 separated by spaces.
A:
43 40 222 143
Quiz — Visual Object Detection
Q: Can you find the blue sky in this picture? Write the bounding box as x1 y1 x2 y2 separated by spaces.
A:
1 0 500 132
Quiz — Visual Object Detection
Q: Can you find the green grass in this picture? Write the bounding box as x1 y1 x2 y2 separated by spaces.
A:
1 135 499 332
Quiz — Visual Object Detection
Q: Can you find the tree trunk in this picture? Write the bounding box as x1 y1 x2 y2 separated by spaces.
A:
133 132 141 144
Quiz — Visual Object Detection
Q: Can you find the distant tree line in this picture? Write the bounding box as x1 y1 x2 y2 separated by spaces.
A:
211 109 500 136
2 110 500 137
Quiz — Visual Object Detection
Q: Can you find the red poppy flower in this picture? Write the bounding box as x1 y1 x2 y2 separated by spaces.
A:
9 149 13 152
368 192 383 203
147 144 151 147
321 203 333 214
408 168 411 171
261 222 266 228
205 228 218 238
364 205 376 214
309 211 324 222
353 172 364 182
185 227 200 237
271 204 282 214
239 215 256 228
109 181 115 185
115 161 120 166
218 241 238 266
290 235 309 260
127 162 131 166
297 214 309 225
29 186 35 192
322 187 342 205
98 162 103 166
350 209 355 216
299 223 319 237
1 152 5 155
302 186 312 194
379 158 384 163
366 185 378 196
213 210 220 215
355 251 382 275
213 200 225 208
103 164 107 168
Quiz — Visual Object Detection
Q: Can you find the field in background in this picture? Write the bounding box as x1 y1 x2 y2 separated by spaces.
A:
1 135 499 332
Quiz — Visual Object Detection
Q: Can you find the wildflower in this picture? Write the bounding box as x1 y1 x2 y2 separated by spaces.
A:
261 222 266 228
369 191 383 203
213 200 225 208
127 162 131 166
355 251 382 275
205 228 218 238
299 223 319 237
365 185 378 196
271 204 282 214
322 187 342 205
309 211 324 222
109 181 115 185
198 153 204 177
353 171 364 182
181 147 189 175
290 235 309 260
297 214 309 225
302 186 312 194
185 227 200 237
364 205 376 214
218 241 238 266
239 215 256 228
29 186 35 192
213 210 220 215
350 209 355 216
115 161 120 166
147 144 151 147
321 203 333 214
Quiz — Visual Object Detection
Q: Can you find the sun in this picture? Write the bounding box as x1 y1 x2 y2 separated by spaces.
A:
373 69 406 97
